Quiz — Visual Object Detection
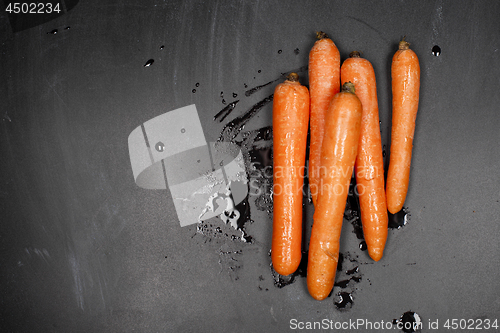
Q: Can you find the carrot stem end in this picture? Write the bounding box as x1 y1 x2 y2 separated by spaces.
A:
286 72 300 82
315 31 329 40
341 81 356 94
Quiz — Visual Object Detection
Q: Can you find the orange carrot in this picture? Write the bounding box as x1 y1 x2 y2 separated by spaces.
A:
341 51 388 262
308 31 341 206
271 73 310 276
307 82 362 300
386 39 420 214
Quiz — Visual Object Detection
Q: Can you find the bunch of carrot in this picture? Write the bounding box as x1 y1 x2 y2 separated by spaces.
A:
271 32 420 300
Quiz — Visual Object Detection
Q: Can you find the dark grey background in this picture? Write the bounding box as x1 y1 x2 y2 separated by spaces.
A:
1 0 499 332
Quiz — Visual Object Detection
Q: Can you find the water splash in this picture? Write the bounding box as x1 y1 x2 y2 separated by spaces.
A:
392 311 423 332
217 95 273 143
334 291 353 310
388 207 410 229
213 100 239 123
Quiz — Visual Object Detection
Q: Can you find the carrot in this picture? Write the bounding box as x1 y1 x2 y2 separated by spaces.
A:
386 38 420 214
271 72 310 276
341 51 388 262
308 31 341 206
307 82 362 300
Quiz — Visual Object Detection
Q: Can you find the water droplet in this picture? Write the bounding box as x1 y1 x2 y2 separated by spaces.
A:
222 99 226 105
64 26 70 30
160 45 164 50
220 91 224 97
277 49 282 54
180 128 186 133
47 29 58 35
431 45 441 56
258 70 261 73
195 82 200 87
346 266 359 275
392 311 422 333
334 291 353 309
294 48 300 55
155 142 165 152
334 278 351 289
192 89 196 93
244 83 248 88
388 207 410 229
144 59 154 67
232 93 237 98
359 241 367 251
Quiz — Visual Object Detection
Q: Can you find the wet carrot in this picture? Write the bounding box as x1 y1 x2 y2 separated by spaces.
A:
341 51 388 262
386 39 420 214
272 73 310 276
307 82 362 300
308 31 341 206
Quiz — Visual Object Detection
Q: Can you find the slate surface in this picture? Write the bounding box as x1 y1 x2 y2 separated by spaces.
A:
1 1 499 332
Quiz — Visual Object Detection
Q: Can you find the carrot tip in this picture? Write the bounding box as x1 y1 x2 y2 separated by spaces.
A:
369 250 383 262
349 51 362 58
315 31 329 40
286 72 299 82
341 81 356 94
